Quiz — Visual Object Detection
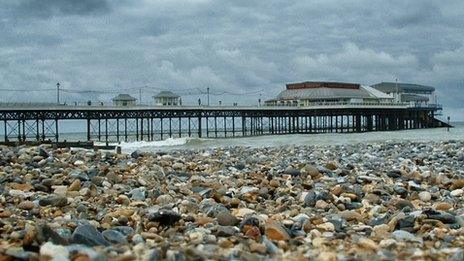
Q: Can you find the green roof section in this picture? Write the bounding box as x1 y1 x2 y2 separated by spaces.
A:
371 82 435 93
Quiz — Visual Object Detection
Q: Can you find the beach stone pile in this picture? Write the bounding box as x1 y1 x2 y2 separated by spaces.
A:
0 140 463 260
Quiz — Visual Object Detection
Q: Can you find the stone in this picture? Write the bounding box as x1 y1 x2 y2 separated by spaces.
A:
240 186 259 195
196 216 214 226
39 195 68 207
302 164 320 178
450 189 463 197
40 242 69 260
392 230 422 243
172 162 184 170
331 185 343 196
38 147 49 158
18 201 35 210
240 216 260 233
250 242 267 254
265 220 290 241
71 224 110 247
130 187 146 201
397 215 415 230
156 194 174 205
395 199 414 210
68 180 81 191
358 238 379 251
36 224 69 245
422 209 457 224
325 162 338 170
315 200 329 209
435 202 453 211
216 211 238 226
448 249 464 261
372 224 391 238
303 191 331 207
283 167 300 176
316 222 335 232
215 226 236 237
418 191 431 202
53 185 68 196
318 251 337 261
450 179 464 190
147 210 181 226
232 208 255 218
102 229 128 244
387 170 401 178
340 210 363 222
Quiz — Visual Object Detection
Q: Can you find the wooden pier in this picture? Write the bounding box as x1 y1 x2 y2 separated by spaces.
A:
0 104 449 143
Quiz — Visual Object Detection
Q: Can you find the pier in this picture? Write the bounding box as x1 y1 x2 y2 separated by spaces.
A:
0 103 449 144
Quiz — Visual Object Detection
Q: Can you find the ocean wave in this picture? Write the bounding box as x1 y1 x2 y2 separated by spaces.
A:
119 137 207 152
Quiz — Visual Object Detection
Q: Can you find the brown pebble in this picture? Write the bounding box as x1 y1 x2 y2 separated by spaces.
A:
340 210 363 222
68 180 81 191
250 242 267 254
435 202 453 211
196 216 213 226
265 220 290 241
358 238 379 251
0 210 12 218
450 179 464 190
18 201 35 210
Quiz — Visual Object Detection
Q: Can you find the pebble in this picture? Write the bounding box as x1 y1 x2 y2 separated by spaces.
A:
435 202 453 211
265 220 290 241
450 189 463 197
358 238 379 251
249 242 267 254
216 211 239 226
18 201 35 210
102 229 128 244
40 242 69 260
38 195 68 207
0 141 462 260
147 210 181 226
418 191 431 202
71 224 110 247
392 230 422 243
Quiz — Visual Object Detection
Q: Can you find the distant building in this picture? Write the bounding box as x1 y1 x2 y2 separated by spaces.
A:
112 94 137 106
371 82 437 107
265 81 393 107
154 91 180 106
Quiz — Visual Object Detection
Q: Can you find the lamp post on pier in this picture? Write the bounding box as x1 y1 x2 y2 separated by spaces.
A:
56 82 60 105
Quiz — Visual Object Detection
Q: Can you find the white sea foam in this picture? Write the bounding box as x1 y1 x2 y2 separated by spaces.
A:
77 122 464 153
119 137 204 152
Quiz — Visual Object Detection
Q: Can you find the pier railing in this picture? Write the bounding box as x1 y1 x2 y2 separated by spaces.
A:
0 101 444 144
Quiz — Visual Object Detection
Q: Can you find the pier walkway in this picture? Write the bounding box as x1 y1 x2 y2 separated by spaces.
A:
0 103 447 143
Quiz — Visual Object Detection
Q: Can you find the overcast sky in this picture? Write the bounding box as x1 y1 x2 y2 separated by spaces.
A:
0 0 463 119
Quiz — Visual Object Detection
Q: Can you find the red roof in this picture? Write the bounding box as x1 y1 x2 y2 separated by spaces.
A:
286 81 360 90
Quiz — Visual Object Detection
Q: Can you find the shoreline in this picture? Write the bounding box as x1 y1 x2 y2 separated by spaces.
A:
0 140 463 260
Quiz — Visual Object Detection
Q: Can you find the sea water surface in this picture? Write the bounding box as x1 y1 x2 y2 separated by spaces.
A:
117 122 464 153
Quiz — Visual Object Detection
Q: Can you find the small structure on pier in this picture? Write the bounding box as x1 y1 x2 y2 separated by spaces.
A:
112 94 137 106
154 91 180 106
265 81 393 106
371 82 437 107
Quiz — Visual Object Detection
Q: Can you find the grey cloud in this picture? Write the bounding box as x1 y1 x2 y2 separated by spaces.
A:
0 0 463 118
10 0 111 18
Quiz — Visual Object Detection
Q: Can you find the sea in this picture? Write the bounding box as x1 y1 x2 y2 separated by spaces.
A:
78 122 464 153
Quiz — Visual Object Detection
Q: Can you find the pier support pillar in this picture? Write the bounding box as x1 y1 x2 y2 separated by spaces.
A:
198 116 202 138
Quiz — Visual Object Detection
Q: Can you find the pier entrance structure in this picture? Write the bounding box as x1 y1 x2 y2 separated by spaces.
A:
264 82 394 107
0 103 448 143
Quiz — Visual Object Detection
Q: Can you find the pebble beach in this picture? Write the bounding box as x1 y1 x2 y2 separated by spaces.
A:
0 140 463 260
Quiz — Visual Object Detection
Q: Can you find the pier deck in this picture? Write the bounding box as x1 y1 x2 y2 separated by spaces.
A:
0 103 447 143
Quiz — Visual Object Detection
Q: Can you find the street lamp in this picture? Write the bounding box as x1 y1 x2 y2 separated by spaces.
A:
56 82 60 105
